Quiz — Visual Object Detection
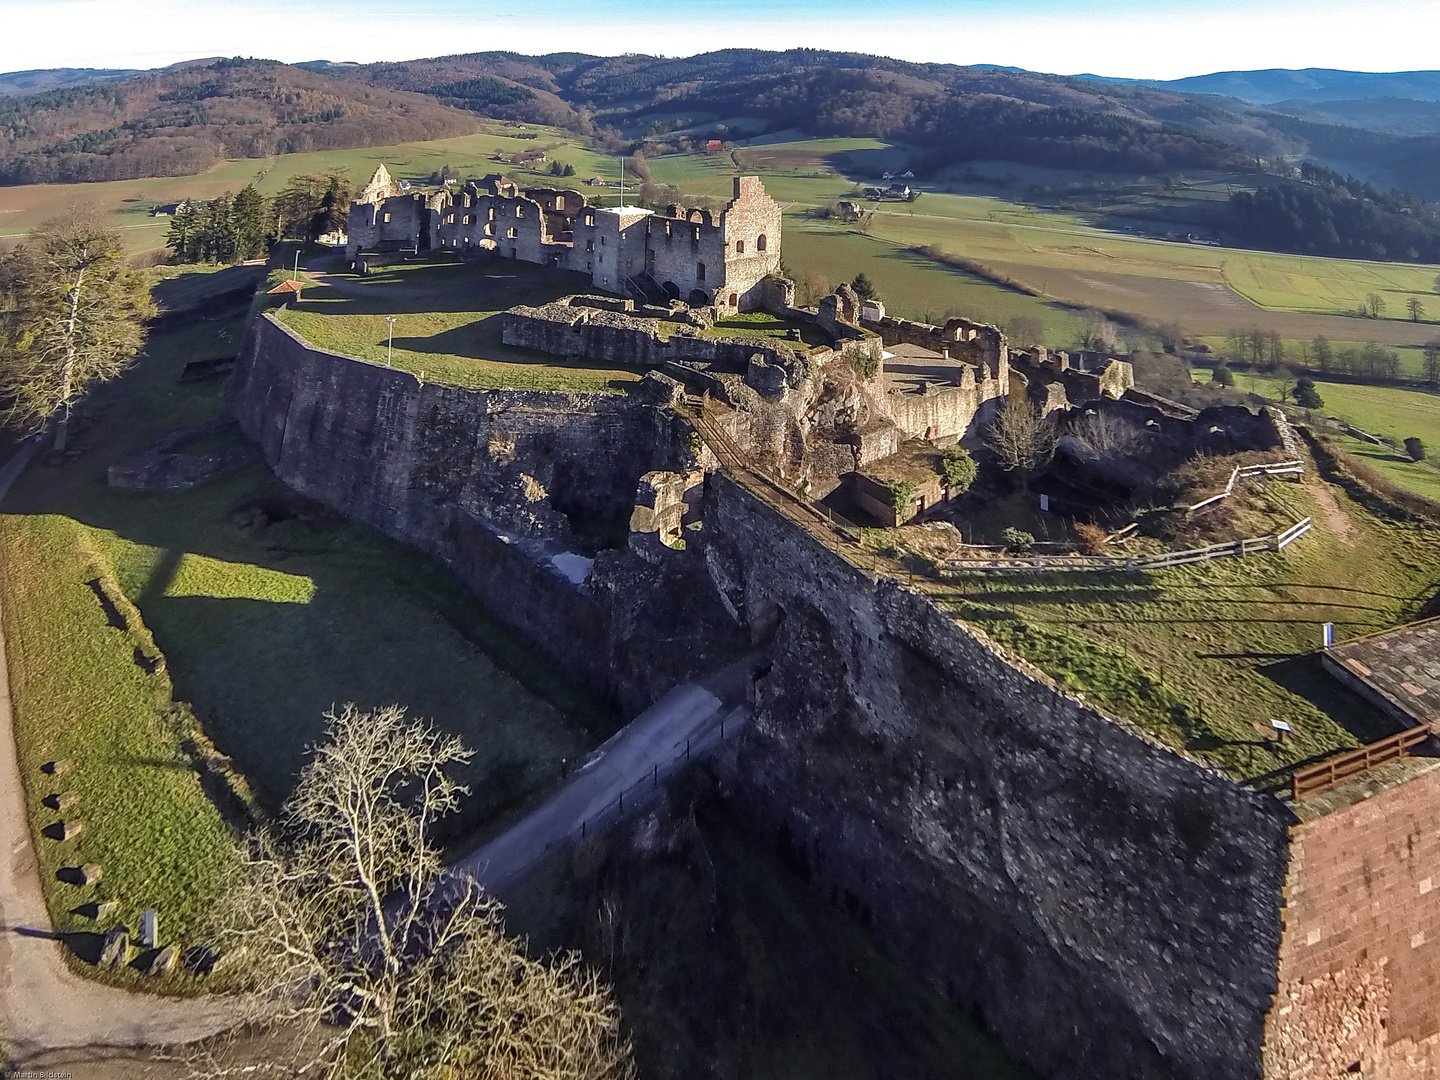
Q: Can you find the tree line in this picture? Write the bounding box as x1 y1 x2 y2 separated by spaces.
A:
164 172 354 264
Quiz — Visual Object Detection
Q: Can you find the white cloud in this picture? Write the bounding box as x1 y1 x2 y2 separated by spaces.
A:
3 0 1438 80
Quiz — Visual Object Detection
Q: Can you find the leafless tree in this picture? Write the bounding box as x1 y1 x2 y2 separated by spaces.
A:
987 399 1059 478
195 704 633 1080
1067 410 1141 461
1365 291 1386 319
1408 296 1426 322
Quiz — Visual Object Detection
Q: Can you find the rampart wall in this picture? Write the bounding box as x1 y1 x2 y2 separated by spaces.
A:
229 310 1440 1080
228 315 686 695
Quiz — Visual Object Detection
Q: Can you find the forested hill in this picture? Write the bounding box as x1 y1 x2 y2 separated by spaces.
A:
0 58 478 185
334 48 1278 173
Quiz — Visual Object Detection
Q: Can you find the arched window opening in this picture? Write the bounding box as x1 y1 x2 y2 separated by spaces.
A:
735 239 745 255
757 234 767 251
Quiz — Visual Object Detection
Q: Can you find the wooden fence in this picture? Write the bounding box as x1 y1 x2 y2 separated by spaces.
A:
944 517 1312 573
1291 723 1436 800
1185 460 1306 514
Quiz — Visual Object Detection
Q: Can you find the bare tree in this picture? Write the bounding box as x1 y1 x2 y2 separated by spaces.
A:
0 210 153 450
987 399 1059 479
1365 291 1386 319
1067 410 1141 461
199 704 633 1080
1408 296 1426 322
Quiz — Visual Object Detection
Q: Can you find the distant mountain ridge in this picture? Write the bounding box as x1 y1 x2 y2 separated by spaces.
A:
0 67 142 97
1072 68 1440 105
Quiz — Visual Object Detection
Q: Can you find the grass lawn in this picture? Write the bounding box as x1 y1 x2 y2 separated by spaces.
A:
0 281 621 964
923 472 1440 785
0 514 234 950
1231 372 1440 449
276 257 645 392
705 311 830 347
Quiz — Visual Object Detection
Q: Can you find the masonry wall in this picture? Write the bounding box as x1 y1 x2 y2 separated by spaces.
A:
643 210 727 305
716 175 783 309
1264 761 1440 1079
701 472 1296 1080
227 315 685 694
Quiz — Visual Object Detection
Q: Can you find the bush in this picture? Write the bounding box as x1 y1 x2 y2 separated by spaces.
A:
940 447 978 494
1294 377 1324 409
1211 364 1234 387
1002 527 1035 552
885 480 918 517
1405 437 1426 461
1073 522 1109 555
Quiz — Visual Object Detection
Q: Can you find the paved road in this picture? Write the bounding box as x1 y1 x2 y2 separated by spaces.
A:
0 439 241 1064
456 678 750 894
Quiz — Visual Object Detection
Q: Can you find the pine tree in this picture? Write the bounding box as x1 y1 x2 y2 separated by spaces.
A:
231 184 271 261
165 201 203 263
201 193 235 263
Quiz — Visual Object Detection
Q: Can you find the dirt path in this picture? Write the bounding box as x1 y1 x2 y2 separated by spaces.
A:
1308 475 1358 545
0 441 242 1065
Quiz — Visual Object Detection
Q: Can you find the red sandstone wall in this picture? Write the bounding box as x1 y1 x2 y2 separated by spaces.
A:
1265 764 1440 1079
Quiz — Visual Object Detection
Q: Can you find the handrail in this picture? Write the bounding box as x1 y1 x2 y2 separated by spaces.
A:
1291 723 1435 800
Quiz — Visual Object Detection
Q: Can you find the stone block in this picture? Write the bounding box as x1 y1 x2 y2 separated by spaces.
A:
41 759 70 776
43 791 80 811
99 924 130 968
145 944 178 978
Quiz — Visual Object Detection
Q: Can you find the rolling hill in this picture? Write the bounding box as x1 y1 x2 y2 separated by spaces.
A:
0 57 478 184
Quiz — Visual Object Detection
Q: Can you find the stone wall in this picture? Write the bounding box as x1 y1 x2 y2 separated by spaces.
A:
227 314 688 695
1264 761 1440 1079
700 472 1295 1080
501 302 809 384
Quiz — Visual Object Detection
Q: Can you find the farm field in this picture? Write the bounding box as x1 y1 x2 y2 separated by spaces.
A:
0 127 618 252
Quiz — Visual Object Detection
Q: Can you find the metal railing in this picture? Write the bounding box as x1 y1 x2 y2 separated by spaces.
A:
1291 723 1435 800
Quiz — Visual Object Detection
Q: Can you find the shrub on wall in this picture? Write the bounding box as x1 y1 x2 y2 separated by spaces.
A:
885 480 918 517
940 447 978 494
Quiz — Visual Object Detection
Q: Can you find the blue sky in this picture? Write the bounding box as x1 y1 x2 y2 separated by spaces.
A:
4 0 1438 80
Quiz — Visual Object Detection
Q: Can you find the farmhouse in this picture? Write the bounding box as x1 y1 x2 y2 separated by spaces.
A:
347 164 784 311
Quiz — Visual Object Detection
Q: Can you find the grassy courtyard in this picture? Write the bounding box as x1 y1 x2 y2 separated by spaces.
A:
922 470 1440 786
276 257 646 392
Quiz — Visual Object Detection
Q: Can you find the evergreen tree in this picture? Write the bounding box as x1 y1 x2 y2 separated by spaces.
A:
1293 377 1324 409
850 272 877 300
231 183 271 261
201 192 235 264
1211 363 1234 387
165 201 203 263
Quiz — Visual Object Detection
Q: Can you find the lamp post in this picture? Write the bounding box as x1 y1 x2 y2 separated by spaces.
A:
384 316 397 367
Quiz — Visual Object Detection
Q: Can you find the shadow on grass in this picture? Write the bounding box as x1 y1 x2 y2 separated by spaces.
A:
1258 653 1405 746
303 259 592 317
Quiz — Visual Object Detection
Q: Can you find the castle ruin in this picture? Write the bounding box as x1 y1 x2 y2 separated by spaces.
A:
347 165 783 311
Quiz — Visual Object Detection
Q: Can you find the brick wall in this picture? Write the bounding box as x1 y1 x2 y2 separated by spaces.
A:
1265 760 1440 1079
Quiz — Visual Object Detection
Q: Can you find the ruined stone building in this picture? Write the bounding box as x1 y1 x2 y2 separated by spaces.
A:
346 165 783 311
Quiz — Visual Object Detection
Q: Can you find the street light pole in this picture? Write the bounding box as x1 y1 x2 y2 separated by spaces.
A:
385 316 397 367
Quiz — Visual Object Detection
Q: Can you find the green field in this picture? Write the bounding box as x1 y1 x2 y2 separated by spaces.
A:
1218 372 1440 499
276 257 645 392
